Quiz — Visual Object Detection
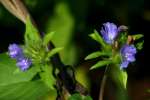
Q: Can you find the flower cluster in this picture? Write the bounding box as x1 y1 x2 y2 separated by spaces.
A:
100 22 137 69
8 44 32 71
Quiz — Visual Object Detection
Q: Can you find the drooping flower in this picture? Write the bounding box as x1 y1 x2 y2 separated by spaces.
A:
8 44 24 59
120 44 137 69
16 58 32 71
100 22 118 44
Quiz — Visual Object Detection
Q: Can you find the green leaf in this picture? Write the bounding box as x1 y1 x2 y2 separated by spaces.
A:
136 40 144 50
68 93 82 100
0 53 40 86
0 80 49 100
46 47 63 60
90 60 112 70
110 65 128 89
43 32 55 46
25 16 42 46
45 2 76 65
84 96 93 100
120 71 128 89
13 68 20 74
109 65 128 100
68 93 93 100
39 64 56 90
85 51 111 60
89 30 105 47
132 34 144 40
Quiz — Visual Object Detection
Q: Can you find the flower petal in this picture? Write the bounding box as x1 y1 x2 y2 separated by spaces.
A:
100 22 118 44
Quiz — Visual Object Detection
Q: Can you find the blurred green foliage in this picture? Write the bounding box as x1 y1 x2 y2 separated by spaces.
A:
45 2 77 65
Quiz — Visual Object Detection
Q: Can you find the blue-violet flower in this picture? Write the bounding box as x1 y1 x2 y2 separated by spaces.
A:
16 58 32 71
100 22 118 44
120 44 137 69
8 44 24 59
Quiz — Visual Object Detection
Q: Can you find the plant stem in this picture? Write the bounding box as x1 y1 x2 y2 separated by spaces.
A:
99 74 107 100
99 66 109 100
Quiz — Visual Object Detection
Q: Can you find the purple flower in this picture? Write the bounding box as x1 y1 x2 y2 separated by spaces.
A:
8 43 32 71
8 44 24 60
100 22 118 44
16 58 32 71
120 44 137 69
